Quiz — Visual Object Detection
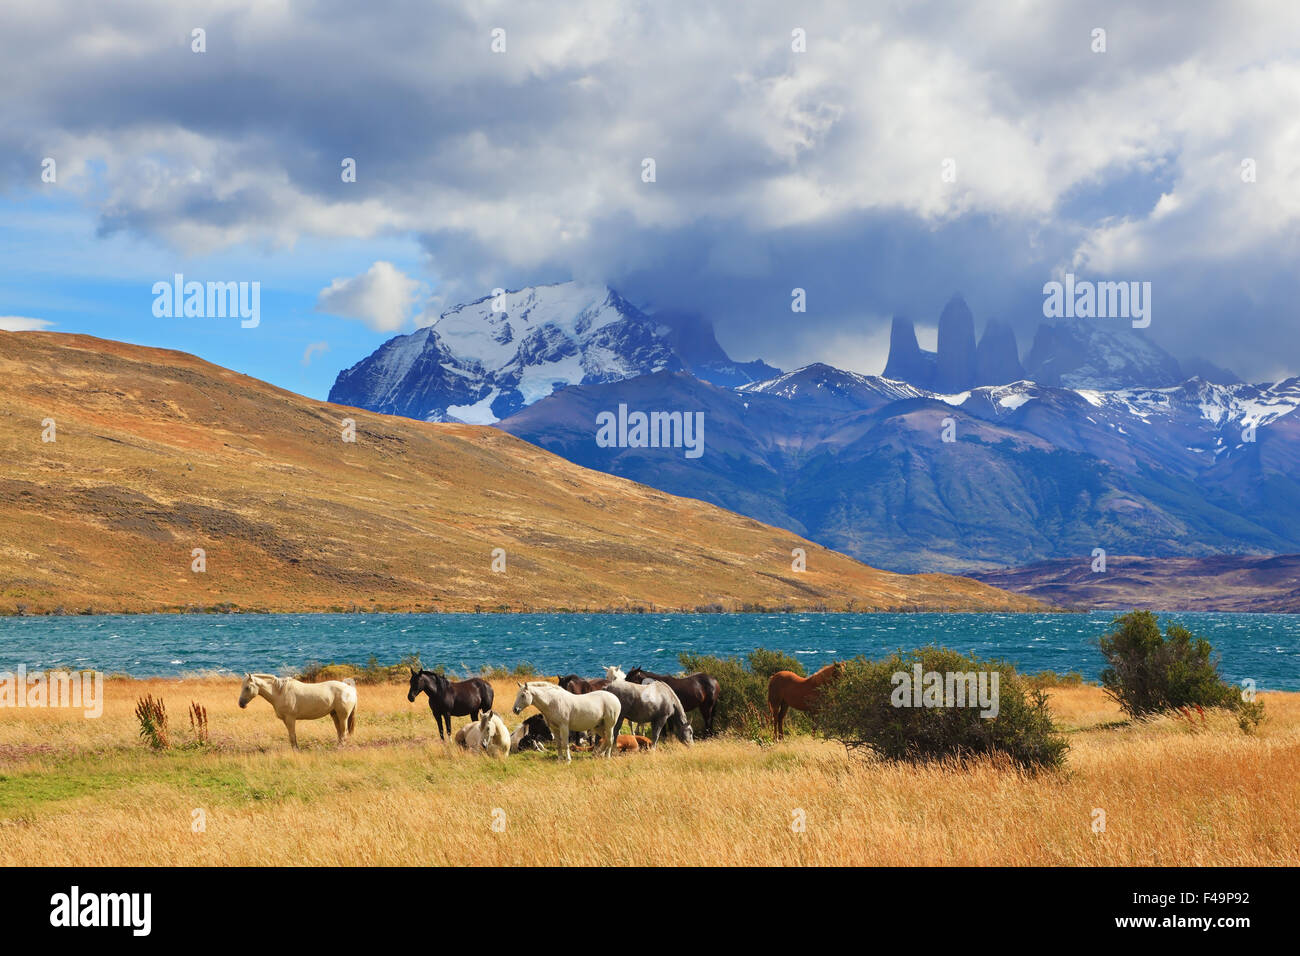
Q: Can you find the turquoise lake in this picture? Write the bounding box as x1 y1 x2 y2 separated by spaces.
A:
0 611 1296 689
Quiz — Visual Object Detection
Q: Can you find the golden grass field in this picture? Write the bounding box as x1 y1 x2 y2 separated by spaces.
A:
1 676 1296 866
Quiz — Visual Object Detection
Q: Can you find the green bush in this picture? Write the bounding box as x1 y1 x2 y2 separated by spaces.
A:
818 647 1069 772
1025 669 1086 689
677 647 809 740
1097 611 1264 731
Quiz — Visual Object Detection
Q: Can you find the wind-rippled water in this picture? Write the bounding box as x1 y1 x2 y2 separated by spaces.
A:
1 612 1296 689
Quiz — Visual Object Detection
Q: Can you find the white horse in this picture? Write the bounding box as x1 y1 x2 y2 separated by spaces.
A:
237 673 357 748
478 711 511 758
452 718 484 750
603 665 627 682
512 681 620 761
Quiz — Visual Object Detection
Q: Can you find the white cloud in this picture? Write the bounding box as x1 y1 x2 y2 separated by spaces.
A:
0 316 54 331
315 262 422 332
301 340 329 366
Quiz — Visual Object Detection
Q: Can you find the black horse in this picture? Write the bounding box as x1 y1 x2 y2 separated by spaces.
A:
407 668 494 740
515 713 591 752
623 667 720 736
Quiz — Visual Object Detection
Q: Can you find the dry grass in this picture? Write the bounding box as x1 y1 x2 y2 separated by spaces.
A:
1 677 1296 866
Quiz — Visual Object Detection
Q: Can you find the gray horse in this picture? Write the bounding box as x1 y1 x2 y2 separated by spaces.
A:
602 676 694 748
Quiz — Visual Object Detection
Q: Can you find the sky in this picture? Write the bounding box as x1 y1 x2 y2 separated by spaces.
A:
2 0 1299 400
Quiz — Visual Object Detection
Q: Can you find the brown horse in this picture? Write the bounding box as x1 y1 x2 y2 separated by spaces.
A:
767 662 844 739
615 734 652 752
557 674 609 694
623 668 720 737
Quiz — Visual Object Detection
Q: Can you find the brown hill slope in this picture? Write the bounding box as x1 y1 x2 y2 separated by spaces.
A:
0 332 1041 614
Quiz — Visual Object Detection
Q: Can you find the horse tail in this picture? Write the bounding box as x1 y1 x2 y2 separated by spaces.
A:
347 699 357 736
767 672 783 707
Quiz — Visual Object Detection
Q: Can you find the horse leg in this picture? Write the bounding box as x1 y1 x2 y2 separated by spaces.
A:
557 722 570 762
776 702 788 740
331 709 345 744
650 715 666 749
283 717 298 749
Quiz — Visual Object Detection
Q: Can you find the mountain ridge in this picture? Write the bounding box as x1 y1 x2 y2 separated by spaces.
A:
328 281 779 424
0 330 1041 614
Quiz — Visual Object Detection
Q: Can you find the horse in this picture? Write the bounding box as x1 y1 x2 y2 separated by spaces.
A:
767 662 845 739
407 668 494 740
512 681 620 761
602 676 693 748
510 713 590 752
511 715 550 753
478 711 511 758
623 667 720 737
238 673 357 749
611 734 652 752
454 720 483 750
558 673 609 694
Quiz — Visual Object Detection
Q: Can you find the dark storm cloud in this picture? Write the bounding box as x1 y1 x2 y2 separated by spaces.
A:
2 0 1297 378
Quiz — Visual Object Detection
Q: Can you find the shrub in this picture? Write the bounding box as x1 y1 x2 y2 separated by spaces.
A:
1097 611 1264 731
296 653 424 684
1026 669 1086 689
746 648 805 681
818 647 1069 772
678 647 811 740
188 701 209 745
135 694 169 750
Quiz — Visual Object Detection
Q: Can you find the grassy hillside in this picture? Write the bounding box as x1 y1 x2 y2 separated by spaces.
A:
0 331 1041 614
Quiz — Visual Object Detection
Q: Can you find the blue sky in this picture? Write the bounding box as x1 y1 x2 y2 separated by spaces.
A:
2 0 1299 398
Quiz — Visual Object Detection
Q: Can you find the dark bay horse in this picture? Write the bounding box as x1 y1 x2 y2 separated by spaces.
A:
624 667 720 736
558 674 609 694
407 668 494 740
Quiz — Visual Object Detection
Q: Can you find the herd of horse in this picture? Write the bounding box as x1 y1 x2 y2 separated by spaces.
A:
236 660 844 757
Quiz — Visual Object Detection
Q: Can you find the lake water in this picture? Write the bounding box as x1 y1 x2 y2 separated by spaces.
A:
0 611 1296 689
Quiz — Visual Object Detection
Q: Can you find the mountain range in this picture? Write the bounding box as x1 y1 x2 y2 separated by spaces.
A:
328 282 778 424
330 282 1298 581
497 365 1300 573
0 331 1037 614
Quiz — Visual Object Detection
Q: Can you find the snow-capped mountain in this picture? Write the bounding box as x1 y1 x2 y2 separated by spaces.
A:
499 364 1300 573
739 363 925 411
1022 320 1185 388
328 282 778 423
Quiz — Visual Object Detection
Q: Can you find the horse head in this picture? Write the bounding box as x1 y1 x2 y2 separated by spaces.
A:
406 668 424 703
624 667 647 684
603 665 626 683
675 714 695 746
512 682 535 715
238 673 260 709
